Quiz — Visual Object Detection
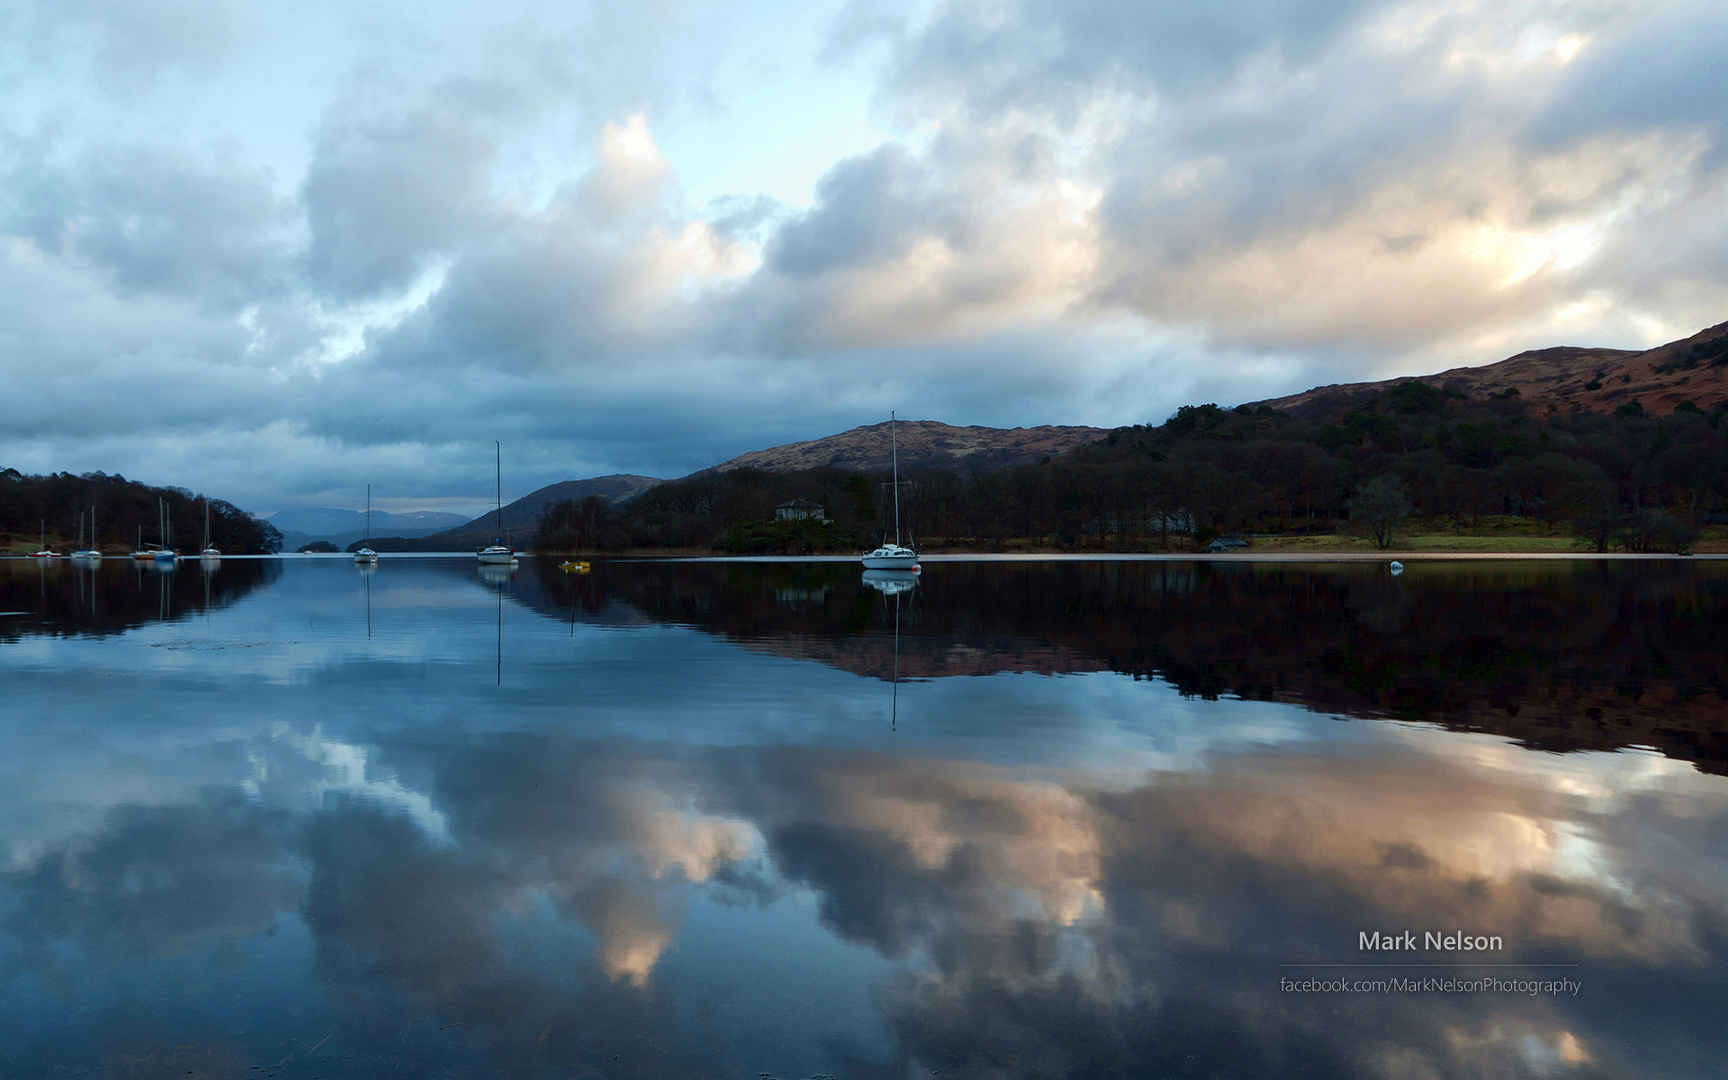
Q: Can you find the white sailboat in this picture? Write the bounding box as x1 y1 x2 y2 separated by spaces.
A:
200 496 220 560
477 442 517 565
354 485 379 563
72 506 102 560
153 499 177 562
29 518 58 559
861 411 919 570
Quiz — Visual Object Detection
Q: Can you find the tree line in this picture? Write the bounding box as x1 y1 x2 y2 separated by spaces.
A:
533 382 1727 554
0 469 283 553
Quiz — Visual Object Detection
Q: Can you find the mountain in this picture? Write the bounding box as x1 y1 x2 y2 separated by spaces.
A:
1255 320 1728 417
702 420 1109 475
411 474 661 548
267 507 472 553
269 507 467 533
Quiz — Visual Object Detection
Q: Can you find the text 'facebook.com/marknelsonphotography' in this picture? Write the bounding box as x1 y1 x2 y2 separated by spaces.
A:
1280 929 1581 996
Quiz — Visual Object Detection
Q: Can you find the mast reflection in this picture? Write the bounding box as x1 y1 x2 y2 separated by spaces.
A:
863 568 919 730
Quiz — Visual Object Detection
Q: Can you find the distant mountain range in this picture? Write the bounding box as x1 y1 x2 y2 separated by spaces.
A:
1254 319 1728 417
270 507 469 534
406 474 662 548
269 507 470 552
701 419 1109 474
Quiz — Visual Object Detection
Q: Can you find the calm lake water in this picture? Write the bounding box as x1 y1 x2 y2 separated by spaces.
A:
2 555 1725 1079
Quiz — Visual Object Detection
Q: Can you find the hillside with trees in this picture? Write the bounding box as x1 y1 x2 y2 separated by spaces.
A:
0 470 282 554
534 375 1728 555
1258 319 1728 419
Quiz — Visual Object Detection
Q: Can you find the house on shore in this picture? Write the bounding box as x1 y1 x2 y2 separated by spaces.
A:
775 498 827 522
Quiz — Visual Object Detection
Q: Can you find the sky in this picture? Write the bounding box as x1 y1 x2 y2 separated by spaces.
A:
3 0 1726 517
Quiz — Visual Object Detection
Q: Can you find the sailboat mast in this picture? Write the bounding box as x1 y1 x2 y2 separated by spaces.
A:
365 484 371 543
495 441 504 544
890 411 901 547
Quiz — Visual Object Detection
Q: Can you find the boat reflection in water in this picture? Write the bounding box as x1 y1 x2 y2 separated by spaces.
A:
860 567 919 596
478 557 516 685
862 567 918 730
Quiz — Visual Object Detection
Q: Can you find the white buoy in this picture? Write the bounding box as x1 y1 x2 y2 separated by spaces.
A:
1389 560 1404 576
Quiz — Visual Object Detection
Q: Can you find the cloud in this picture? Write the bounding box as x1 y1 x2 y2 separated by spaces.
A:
883 0 1374 121
2 141 298 310
5 0 1728 513
301 76 519 301
23 0 253 93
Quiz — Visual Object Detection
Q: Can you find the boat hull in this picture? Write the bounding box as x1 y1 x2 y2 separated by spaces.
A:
477 545 516 564
861 553 919 570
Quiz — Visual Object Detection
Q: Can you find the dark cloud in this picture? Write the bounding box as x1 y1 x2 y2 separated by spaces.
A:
2 142 297 310
24 0 252 93
706 193 782 244
887 0 1373 121
768 145 949 276
301 77 517 300
1528 2 1728 153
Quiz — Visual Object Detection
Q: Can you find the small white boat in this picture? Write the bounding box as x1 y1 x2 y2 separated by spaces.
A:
200 496 220 560
355 485 379 564
476 442 517 565
72 506 102 560
861 411 918 570
862 543 919 570
28 519 58 558
152 498 177 561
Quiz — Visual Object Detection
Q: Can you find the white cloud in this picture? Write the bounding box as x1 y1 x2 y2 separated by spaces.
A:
3 0 1727 511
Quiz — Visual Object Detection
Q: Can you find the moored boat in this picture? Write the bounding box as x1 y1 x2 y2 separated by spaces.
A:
72 506 102 560
476 442 517 565
200 496 220 560
354 485 378 564
152 498 177 561
28 520 57 558
861 411 919 570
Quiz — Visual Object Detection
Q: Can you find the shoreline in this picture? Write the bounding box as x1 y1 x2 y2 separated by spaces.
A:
566 551 1726 563
7 548 1721 562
